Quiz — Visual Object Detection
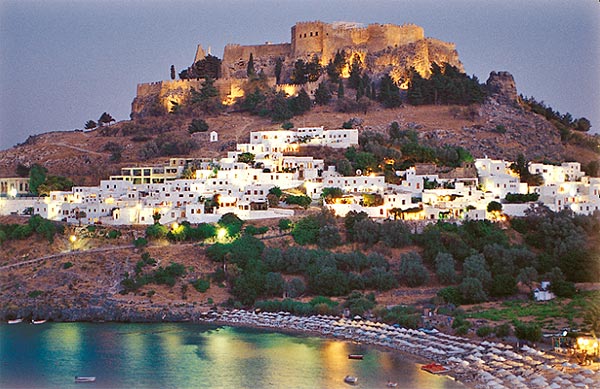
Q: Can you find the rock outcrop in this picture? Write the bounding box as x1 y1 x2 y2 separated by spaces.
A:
486 71 518 106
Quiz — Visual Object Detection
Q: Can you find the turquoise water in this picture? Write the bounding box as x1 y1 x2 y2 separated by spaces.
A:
0 322 464 388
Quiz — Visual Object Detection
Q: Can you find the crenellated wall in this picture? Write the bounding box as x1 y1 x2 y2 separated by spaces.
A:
132 21 463 117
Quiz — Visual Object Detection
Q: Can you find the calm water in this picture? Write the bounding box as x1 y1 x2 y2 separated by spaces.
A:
0 322 464 389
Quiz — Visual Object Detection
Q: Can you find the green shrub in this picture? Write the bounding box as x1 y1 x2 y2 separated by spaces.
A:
494 323 512 338
133 237 148 247
106 230 121 239
285 195 312 209
514 321 542 343
476 325 493 338
191 278 210 293
437 286 462 305
455 325 470 336
62 262 73 269
28 290 44 298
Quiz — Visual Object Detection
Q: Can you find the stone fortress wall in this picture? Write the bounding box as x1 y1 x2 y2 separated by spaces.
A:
291 21 426 62
132 21 462 117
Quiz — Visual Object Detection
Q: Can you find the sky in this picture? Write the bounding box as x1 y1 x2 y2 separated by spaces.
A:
0 0 599 151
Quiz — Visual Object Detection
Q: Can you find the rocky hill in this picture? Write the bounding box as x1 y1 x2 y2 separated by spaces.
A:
1 72 598 184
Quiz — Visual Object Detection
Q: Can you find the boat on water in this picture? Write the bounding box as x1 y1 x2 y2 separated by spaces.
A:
344 375 358 384
75 376 96 383
8 318 23 324
348 354 363 360
32 319 47 325
421 363 451 374
386 381 398 388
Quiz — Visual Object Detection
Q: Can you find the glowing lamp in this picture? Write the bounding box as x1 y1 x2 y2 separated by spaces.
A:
69 235 77 243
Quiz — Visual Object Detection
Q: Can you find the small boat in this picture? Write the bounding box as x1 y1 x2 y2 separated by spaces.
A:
344 375 358 384
421 363 450 374
348 354 364 360
8 318 23 324
32 319 47 325
387 381 398 388
75 376 96 383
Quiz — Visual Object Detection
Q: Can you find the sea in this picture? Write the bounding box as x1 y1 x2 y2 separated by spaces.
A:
0 322 465 389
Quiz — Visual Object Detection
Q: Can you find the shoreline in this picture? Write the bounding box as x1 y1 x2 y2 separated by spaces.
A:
3 307 599 388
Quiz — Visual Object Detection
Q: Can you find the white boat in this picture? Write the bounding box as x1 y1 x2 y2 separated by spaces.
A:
32 319 47 324
8 318 23 324
344 375 358 384
75 376 96 383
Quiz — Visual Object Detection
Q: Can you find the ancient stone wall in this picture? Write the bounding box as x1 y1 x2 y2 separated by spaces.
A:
221 43 291 79
291 21 326 58
131 21 463 117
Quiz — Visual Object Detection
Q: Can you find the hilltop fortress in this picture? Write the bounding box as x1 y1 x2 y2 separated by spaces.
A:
132 21 462 117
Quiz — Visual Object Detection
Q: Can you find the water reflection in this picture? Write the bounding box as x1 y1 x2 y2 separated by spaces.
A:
0 323 464 389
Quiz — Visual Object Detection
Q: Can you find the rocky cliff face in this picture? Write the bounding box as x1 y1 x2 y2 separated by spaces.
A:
486 71 519 106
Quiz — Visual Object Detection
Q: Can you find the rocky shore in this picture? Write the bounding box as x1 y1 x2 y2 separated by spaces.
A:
3 304 598 389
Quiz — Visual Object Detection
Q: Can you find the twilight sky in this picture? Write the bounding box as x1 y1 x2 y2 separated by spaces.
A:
1 0 598 151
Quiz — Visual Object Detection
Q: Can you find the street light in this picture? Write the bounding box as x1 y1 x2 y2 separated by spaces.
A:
69 234 77 251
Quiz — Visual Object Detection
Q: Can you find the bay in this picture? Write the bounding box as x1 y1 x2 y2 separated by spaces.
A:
0 322 464 388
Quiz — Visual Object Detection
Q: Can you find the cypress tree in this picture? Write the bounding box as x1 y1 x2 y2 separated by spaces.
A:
274 57 283 84
247 53 256 77
338 80 345 98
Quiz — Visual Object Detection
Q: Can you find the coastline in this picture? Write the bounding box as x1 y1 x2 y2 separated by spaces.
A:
2 305 598 388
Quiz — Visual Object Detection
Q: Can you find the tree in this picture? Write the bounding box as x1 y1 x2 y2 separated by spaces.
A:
247 53 255 77
348 54 362 89
291 215 320 245
269 92 293 122
181 54 222 79
306 54 322 82
291 59 308 85
378 74 401 108
337 80 345 98
237 152 255 165
398 252 429 287
318 225 341 249
353 218 381 246
514 321 541 343
190 77 220 113
463 253 492 289
170 65 176 80
517 267 538 292
264 272 284 297
326 50 346 82
435 252 458 284
274 57 283 84
16 164 30 177
459 277 488 303
573 117 591 132
98 112 115 126
321 187 343 204
28 164 47 196
84 120 97 130
291 89 312 115
281 121 294 130
188 118 209 134
335 158 353 176
487 201 503 213
388 121 401 140
314 82 332 105
285 278 306 298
